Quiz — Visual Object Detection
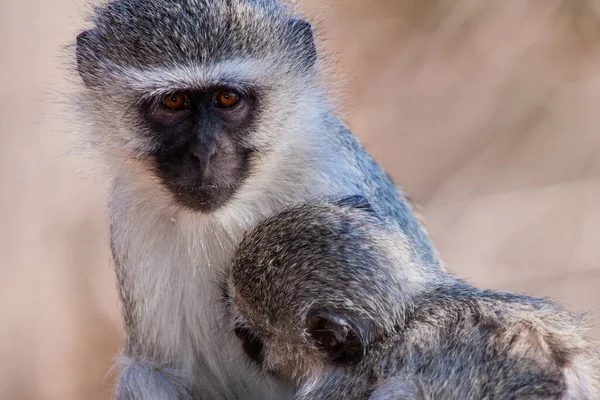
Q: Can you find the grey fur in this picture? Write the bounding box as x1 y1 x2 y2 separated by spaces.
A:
74 1 441 399
113 356 194 400
224 199 600 400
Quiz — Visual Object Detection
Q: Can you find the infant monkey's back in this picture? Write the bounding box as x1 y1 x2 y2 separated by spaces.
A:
223 196 600 400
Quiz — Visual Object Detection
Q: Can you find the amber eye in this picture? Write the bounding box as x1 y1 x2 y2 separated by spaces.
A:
162 93 187 111
215 90 240 109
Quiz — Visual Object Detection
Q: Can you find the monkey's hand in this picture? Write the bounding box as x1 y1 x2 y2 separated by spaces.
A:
114 357 193 400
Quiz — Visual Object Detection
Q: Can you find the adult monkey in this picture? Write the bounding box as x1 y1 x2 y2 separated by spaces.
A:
74 0 441 398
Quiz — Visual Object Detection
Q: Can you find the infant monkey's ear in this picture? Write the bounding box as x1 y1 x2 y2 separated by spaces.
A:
306 308 365 365
334 195 376 214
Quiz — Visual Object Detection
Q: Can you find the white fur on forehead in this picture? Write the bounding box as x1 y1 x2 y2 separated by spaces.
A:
97 56 312 99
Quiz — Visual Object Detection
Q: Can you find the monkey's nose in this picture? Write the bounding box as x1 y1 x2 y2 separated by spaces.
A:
191 142 217 174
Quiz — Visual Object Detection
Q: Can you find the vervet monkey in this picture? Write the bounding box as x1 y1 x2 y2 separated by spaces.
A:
74 0 441 398
223 197 600 400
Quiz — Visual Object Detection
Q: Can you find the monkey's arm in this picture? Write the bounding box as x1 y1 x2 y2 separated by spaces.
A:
114 357 193 400
110 215 194 400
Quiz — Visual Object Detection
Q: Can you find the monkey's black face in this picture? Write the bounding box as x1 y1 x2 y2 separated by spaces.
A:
140 87 259 212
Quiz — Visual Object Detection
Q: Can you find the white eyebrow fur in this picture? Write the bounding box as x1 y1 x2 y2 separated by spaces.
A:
101 57 283 100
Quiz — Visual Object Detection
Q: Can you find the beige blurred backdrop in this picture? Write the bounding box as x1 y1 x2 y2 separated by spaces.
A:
1 0 600 399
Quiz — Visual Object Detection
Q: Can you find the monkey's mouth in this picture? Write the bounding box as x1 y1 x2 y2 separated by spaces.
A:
167 181 239 212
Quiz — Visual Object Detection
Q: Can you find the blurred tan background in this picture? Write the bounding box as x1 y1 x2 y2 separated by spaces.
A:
1 0 600 399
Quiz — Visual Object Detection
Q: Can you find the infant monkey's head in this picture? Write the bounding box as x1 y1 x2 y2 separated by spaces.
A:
222 196 434 385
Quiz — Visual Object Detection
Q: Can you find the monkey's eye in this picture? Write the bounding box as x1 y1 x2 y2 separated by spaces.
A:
162 92 188 111
214 90 240 109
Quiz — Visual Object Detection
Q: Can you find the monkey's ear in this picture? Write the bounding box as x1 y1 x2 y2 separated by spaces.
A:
76 29 100 87
335 195 375 214
289 18 317 68
306 308 365 365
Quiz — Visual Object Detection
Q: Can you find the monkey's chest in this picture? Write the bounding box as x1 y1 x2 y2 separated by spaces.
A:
113 217 288 399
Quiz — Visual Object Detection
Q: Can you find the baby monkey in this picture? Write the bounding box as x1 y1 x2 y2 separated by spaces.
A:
222 197 600 400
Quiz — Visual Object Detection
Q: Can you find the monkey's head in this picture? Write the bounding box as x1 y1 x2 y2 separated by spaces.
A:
222 196 434 385
75 0 319 212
